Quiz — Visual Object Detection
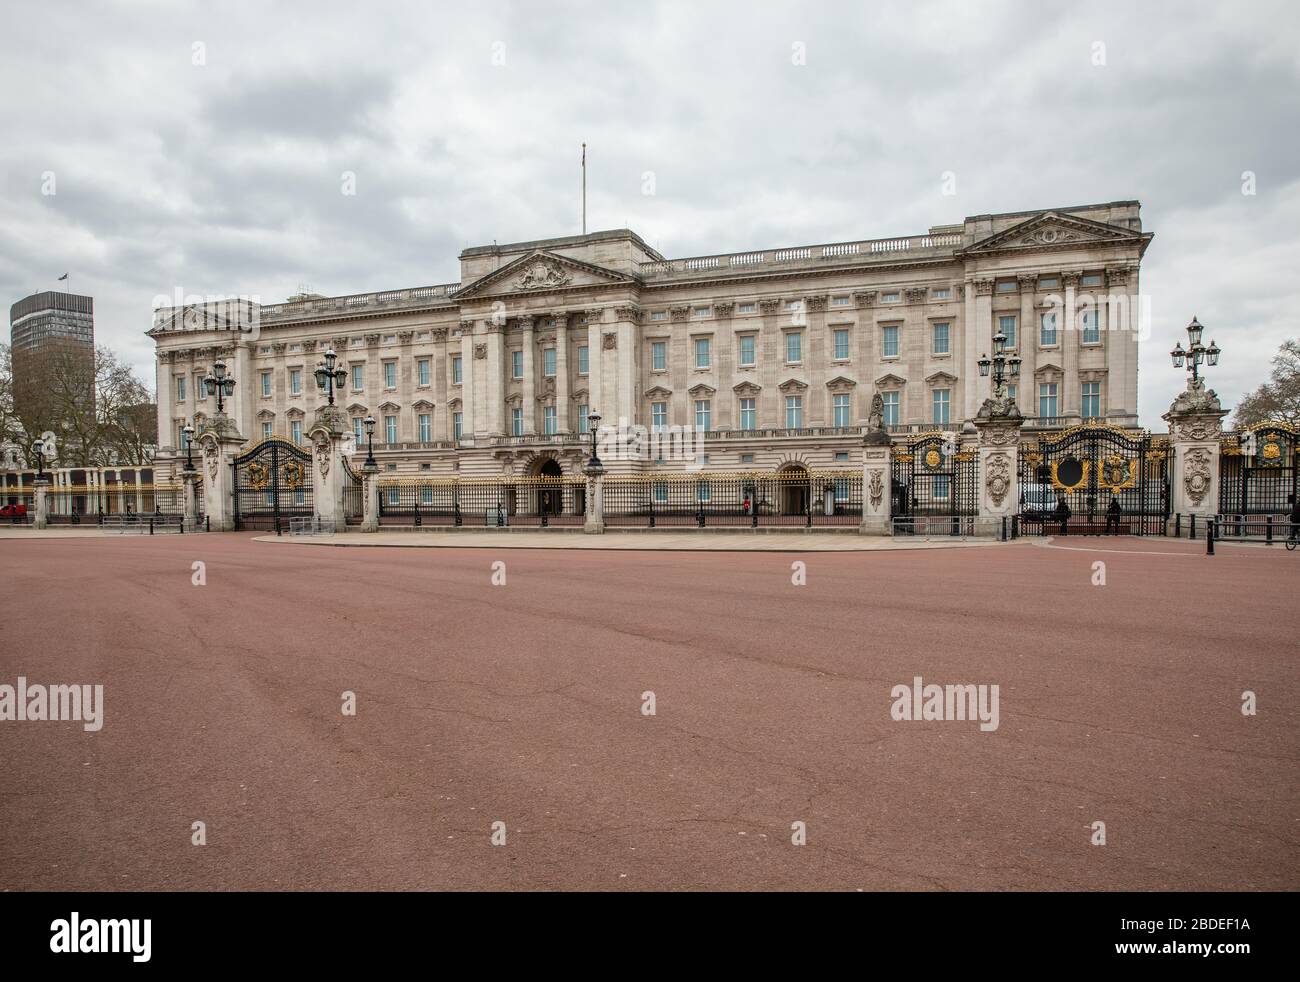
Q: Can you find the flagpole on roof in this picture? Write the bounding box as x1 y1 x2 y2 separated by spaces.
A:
581 143 587 236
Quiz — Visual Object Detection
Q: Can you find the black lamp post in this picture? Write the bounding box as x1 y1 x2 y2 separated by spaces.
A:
182 423 195 472
30 437 49 480
585 410 602 469
363 415 377 468
1170 315 1220 385
204 358 237 414
977 328 1022 398
314 348 348 406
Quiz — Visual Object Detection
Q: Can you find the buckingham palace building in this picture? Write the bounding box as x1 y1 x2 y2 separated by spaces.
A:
148 200 1152 480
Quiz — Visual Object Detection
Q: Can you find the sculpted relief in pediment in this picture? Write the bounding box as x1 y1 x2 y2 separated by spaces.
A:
515 258 572 291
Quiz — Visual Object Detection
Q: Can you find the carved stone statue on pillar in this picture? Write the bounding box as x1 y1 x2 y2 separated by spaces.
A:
859 394 892 534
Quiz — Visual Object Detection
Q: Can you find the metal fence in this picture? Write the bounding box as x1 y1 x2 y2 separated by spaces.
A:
42 485 189 525
603 471 862 528
376 476 587 527
1213 513 1298 544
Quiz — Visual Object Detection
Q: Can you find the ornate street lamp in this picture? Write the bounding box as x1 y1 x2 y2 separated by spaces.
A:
204 358 237 414
363 415 377 468
182 423 196 472
314 347 348 406
586 410 602 469
1170 316 1220 386
977 328 1022 399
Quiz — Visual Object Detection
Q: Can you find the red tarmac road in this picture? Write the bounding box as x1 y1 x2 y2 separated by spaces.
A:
1 534 1297 891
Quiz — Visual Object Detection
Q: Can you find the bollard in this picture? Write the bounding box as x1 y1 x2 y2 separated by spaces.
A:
1207 518 1215 556
1174 513 1181 537
1188 513 1196 540
1266 515 1273 544
206 515 211 533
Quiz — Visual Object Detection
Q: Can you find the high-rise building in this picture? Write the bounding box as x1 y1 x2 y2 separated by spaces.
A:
9 290 96 426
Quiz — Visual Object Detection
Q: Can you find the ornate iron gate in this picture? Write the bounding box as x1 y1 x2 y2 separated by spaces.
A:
232 438 314 532
1219 422 1298 515
1018 425 1169 535
890 434 978 534
342 456 364 525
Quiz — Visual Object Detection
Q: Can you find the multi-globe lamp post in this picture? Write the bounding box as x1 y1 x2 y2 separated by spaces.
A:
203 359 237 414
1170 315 1220 384
585 411 602 469
977 328 1022 400
314 348 348 406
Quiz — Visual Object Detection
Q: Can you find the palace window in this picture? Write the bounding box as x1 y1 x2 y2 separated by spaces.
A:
738 335 756 367
833 393 851 427
832 296 852 306
932 388 951 425
738 302 756 314
453 412 463 441
741 453 754 464
650 310 668 321
1038 277 1059 290
931 287 950 300
882 391 899 427
290 368 302 395
176 376 186 401
652 402 668 432
290 420 302 445
578 404 590 434
1082 382 1101 419
882 325 900 359
387 488 400 506
833 329 850 360
786 332 802 363
785 395 803 428
383 361 397 388
451 356 462 385
697 481 711 503
694 337 711 369
651 341 667 372
418 359 430 386
1040 312 1058 346
653 482 668 504
739 397 756 431
1038 383 1059 418
577 345 589 375
418 414 432 442
512 350 523 379
261 421 273 439
352 364 364 391
694 399 711 432
997 281 1017 293
1081 273 1103 287
261 371 272 397
512 407 523 436
999 315 1017 349
1081 310 1100 344
694 306 711 318
421 487 433 505
932 322 950 355
353 417 365 447
543 348 556 377
385 415 397 444
881 291 899 303
543 405 557 434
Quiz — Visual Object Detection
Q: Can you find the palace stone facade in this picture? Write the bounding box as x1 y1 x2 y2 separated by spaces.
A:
149 201 1152 478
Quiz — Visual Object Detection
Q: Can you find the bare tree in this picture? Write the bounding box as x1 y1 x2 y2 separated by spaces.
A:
1233 339 1300 428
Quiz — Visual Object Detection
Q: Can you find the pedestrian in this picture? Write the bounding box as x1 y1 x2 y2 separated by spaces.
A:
1054 495 1072 536
1289 494 1300 544
1105 497 1122 535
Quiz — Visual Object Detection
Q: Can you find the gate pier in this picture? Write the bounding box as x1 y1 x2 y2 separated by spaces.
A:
198 414 245 532
1164 380 1228 525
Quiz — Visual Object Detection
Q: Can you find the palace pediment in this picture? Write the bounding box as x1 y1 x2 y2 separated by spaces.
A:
453 250 634 300
961 211 1150 256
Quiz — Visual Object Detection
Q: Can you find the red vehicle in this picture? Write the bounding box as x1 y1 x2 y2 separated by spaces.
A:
0 502 28 517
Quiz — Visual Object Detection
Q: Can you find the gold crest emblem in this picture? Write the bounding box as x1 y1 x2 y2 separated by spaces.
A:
246 462 270 490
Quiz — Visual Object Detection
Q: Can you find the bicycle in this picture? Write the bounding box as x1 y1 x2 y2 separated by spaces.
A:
1287 525 1298 551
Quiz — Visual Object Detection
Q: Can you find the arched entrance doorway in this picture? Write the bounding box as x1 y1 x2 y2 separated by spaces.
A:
780 465 810 515
533 457 564 520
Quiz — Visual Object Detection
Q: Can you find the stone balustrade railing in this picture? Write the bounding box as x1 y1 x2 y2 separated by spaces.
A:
260 283 463 320
638 233 964 278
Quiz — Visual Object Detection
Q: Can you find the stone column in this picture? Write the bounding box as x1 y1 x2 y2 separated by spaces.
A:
197 414 245 531
586 309 604 428
584 461 605 534
555 315 571 434
33 477 50 529
614 307 639 427
972 397 1025 526
1163 382 1227 521
309 404 350 531
859 429 891 535
520 316 537 435
484 320 505 437
361 464 380 532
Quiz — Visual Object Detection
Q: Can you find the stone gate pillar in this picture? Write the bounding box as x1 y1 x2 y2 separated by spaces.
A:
33 477 50 529
197 414 245 532
859 425 892 535
972 396 1025 526
309 404 349 532
181 468 199 525
361 463 380 532
1163 380 1227 521
584 461 605 534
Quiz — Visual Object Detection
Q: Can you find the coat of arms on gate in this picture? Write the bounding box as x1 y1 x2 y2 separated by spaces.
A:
246 462 271 490
1098 454 1137 491
282 460 305 490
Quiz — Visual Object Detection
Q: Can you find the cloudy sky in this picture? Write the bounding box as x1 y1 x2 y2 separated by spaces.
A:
2 0 1297 427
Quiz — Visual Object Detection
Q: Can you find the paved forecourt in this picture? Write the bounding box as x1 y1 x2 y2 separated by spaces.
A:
0 533 1295 891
